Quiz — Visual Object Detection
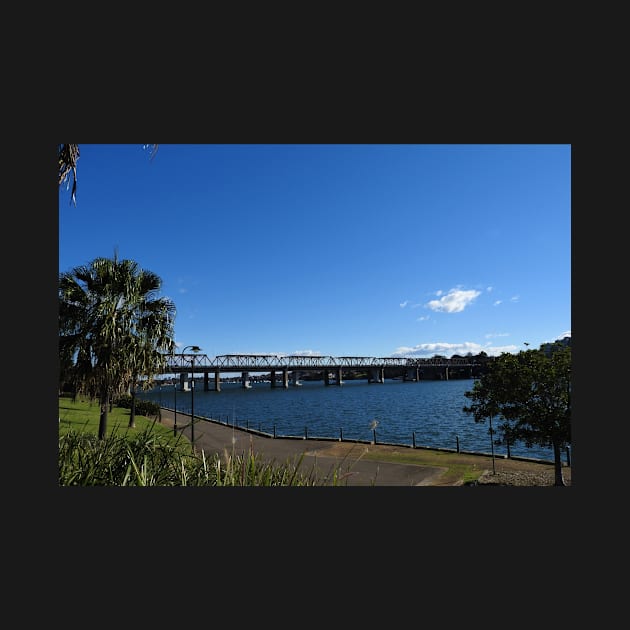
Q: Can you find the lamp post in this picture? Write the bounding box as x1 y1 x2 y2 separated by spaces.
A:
489 414 496 475
170 350 180 437
182 345 202 450
173 381 177 438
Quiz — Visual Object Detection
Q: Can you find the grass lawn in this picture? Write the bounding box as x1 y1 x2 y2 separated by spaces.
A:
58 396 188 447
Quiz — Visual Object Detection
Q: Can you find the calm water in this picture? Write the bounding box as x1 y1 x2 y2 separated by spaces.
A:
139 378 557 462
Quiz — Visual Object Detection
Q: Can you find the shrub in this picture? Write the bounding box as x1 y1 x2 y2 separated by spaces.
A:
114 394 160 418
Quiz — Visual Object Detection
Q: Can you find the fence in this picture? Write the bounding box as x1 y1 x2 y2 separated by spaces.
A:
162 406 570 467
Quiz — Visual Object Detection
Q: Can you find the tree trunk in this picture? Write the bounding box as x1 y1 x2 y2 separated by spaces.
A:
128 387 136 428
98 384 110 440
552 441 566 486
98 400 108 439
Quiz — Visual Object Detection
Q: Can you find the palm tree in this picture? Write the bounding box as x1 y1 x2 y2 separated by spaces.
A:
59 254 175 439
58 144 158 206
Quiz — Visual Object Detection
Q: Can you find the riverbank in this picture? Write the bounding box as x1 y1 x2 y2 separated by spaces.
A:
158 409 572 486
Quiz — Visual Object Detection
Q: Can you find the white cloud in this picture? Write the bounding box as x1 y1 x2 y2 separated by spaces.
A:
539 331 572 346
510 295 519 302
493 300 502 306
426 288 481 313
416 315 430 321
399 300 409 308
485 332 509 339
292 349 322 356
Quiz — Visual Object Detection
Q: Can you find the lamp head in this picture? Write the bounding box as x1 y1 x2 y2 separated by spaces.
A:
181 345 202 354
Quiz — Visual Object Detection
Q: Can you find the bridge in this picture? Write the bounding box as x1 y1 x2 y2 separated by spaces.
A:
163 353 484 391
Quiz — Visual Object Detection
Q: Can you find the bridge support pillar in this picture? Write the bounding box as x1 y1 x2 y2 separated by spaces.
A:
369 368 384 383
282 369 289 388
270 370 276 388
404 367 418 382
241 372 251 389
292 371 301 386
214 370 221 392
337 368 343 385
179 373 186 390
444 367 449 380
203 372 209 391
324 371 330 386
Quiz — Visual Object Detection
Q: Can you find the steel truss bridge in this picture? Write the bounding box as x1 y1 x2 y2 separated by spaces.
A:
162 353 482 391
165 353 479 371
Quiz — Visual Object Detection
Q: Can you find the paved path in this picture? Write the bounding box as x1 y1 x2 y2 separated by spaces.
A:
158 409 446 486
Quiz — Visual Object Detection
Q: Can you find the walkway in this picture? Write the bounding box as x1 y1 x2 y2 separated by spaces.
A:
158 409 447 486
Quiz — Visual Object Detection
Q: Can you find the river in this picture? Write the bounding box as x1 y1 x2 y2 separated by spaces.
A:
138 377 559 462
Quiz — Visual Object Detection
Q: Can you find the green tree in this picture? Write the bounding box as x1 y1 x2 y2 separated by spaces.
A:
58 144 158 206
59 254 176 439
463 346 571 486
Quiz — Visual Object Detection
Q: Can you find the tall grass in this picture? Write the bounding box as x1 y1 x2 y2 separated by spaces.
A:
58 395 379 486
58 427 360 486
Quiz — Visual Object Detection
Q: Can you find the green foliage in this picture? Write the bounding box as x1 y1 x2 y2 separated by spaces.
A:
463 345 571 485
59 254 176 439
463 347 570 448
114 394 160 418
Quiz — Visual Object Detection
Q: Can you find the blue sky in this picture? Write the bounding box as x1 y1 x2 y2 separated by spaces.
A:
58 144 571 359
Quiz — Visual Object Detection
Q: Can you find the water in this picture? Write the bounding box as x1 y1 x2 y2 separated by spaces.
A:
139 378 558 462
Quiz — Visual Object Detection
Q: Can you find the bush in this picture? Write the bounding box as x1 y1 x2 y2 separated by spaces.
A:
114 394 160 418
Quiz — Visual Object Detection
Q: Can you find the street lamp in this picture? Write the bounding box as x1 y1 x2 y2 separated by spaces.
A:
182 345 202 450
489 414 496 475
170 351 180 437
173 381 177 438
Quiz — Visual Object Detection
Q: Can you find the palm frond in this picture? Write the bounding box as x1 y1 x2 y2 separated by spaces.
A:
58 144 80 206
